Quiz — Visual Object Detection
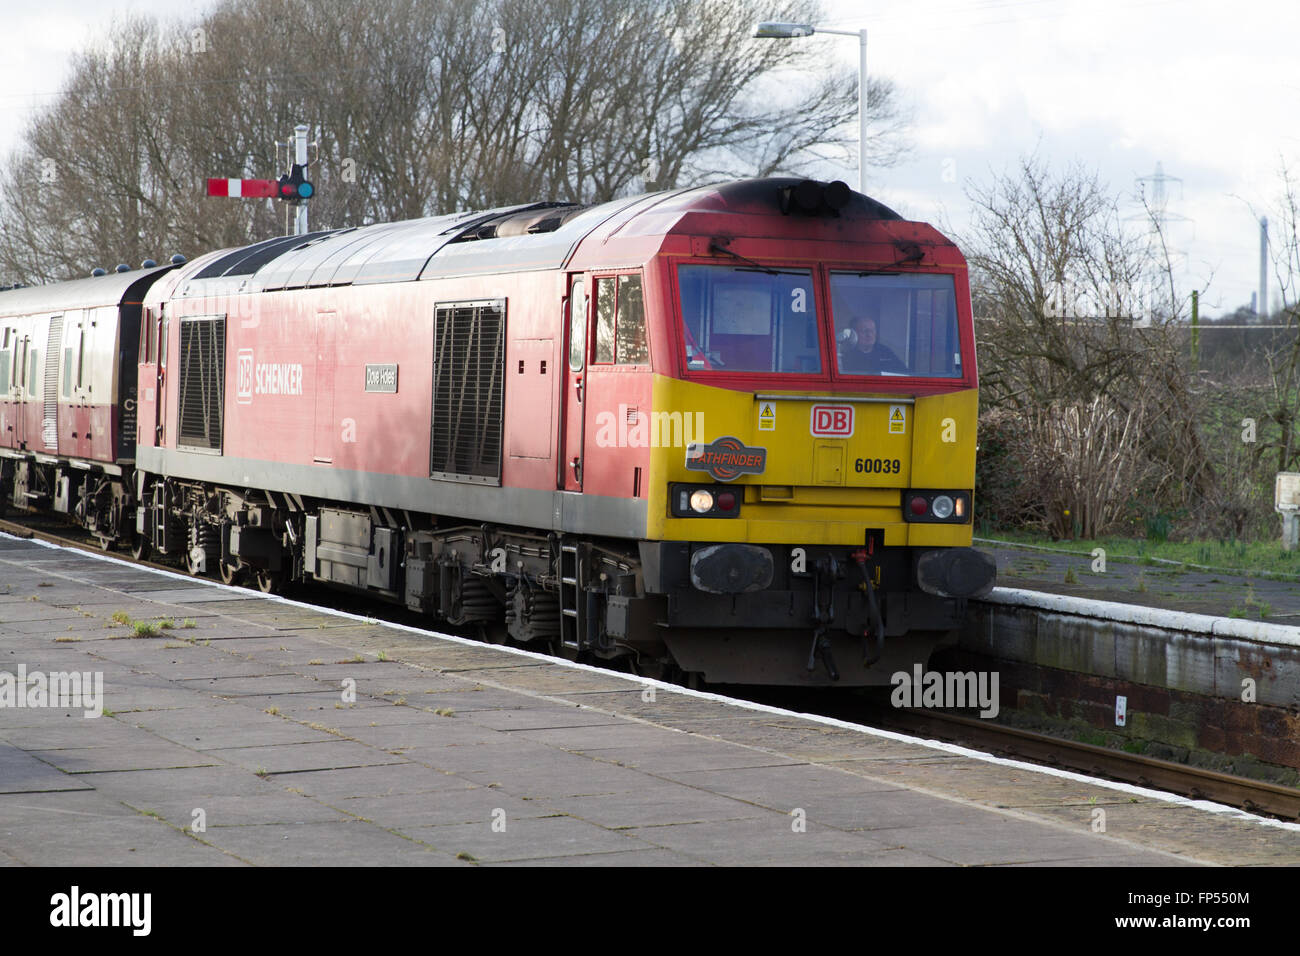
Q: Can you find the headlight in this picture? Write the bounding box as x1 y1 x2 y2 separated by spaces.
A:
931 495 954 519
689 490 715 513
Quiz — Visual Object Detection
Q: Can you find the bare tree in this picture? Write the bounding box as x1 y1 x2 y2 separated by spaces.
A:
0 0 909 283
964 154 1212 537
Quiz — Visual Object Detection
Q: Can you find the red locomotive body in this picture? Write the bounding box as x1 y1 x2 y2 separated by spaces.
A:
6 179 994 685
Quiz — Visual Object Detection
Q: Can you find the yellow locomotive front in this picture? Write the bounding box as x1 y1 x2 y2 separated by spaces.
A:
630 180 995 684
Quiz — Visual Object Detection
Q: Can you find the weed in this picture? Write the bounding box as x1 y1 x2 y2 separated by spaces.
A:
158 618 175 629
1063 565 1078 584
377 650 389 662
254 767 270 778
132 621 159 638
1228 606 1247 619
435 708 455 717
53 636 80 643
309 659 324 665
265 706 281 716
111 611 131 625
456 851 478 862
181 619 196 629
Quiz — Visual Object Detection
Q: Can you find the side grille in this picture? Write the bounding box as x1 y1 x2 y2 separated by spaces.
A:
178 316 226 451
431 301 505 481
42 314 62 449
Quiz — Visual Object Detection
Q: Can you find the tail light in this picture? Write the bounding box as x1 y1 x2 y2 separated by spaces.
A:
903 490 971 523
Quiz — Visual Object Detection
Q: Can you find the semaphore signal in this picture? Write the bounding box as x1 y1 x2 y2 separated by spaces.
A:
206 123 315 236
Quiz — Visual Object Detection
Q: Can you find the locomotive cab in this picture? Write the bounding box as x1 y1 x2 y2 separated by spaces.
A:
596 178 998 684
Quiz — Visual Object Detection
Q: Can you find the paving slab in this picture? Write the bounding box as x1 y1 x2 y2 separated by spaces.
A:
2 534 1298 866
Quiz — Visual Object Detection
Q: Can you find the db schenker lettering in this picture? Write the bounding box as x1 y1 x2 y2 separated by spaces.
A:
255 363 303 396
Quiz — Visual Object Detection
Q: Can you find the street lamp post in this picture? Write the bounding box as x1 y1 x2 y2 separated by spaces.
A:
754 21 868 193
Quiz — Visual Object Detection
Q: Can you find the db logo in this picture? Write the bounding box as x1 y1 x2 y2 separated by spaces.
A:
236 349 254 404
810 404 854 437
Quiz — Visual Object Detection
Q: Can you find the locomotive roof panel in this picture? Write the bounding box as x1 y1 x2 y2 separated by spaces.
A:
165 178 926 301
417 193 663 279
0 265 174 316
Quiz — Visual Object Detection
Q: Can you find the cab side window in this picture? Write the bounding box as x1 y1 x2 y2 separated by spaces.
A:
593 274 648 365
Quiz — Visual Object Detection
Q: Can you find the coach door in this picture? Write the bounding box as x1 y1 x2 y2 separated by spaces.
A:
13 331 31 448
560 276 587 491
137 305 166 447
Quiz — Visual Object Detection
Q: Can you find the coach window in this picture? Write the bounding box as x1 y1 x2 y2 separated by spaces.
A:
27 346 38 397
77 325 87 390
63 335 74 398
593 274 648 365
568 280 586 371
0 329 9 392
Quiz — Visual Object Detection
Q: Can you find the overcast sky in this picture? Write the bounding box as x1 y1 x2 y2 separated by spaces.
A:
0 0 1293 313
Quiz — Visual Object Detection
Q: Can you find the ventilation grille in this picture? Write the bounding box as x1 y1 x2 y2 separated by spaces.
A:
431 301 505 481
178 316 225 450
42 314 61 449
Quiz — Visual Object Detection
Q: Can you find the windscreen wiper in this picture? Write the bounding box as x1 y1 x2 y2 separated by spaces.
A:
708 237 780 275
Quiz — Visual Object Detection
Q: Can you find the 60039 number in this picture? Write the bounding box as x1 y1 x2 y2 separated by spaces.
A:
854 458 901 474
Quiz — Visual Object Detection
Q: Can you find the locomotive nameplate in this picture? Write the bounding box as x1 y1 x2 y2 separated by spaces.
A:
686 436 767 482
364 364 399 393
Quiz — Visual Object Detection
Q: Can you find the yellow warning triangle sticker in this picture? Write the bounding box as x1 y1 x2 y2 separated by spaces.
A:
760 402 774 417
890 407 904 422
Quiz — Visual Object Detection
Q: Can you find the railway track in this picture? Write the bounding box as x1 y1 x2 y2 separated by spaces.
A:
873 708 1300 821
5 509 1299 822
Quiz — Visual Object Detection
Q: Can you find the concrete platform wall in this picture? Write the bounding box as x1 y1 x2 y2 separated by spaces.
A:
952 588 1300 782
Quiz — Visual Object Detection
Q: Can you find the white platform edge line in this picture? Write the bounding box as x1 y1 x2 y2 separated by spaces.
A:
983 585 1300 647
6 531 1299 833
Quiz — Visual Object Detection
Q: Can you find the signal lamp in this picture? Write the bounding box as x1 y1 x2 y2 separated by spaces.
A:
690 490 716 513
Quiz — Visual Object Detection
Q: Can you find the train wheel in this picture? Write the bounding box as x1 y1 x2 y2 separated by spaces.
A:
254 569 283 594
184 546 204 577
130 536 149 561
218 560 241 586
97 535 114 552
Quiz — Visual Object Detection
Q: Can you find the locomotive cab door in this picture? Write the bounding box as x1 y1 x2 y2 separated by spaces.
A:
560 276 587 491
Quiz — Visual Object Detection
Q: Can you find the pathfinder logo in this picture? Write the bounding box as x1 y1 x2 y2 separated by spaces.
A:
50 886 151 936
890 664 999 718
685 436 767 482
0 666 102 718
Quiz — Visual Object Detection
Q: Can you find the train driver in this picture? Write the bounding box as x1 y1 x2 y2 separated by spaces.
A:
838 313 907 374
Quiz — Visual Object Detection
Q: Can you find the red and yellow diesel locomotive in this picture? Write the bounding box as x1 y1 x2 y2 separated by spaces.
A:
0 178 994 685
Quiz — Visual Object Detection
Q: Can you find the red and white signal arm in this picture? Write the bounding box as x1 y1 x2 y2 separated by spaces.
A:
810 404 854 437
207 178 279 198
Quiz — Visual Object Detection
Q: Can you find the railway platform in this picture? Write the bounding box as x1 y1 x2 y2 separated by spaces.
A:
983 538 1300 621
3 533 1299 867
